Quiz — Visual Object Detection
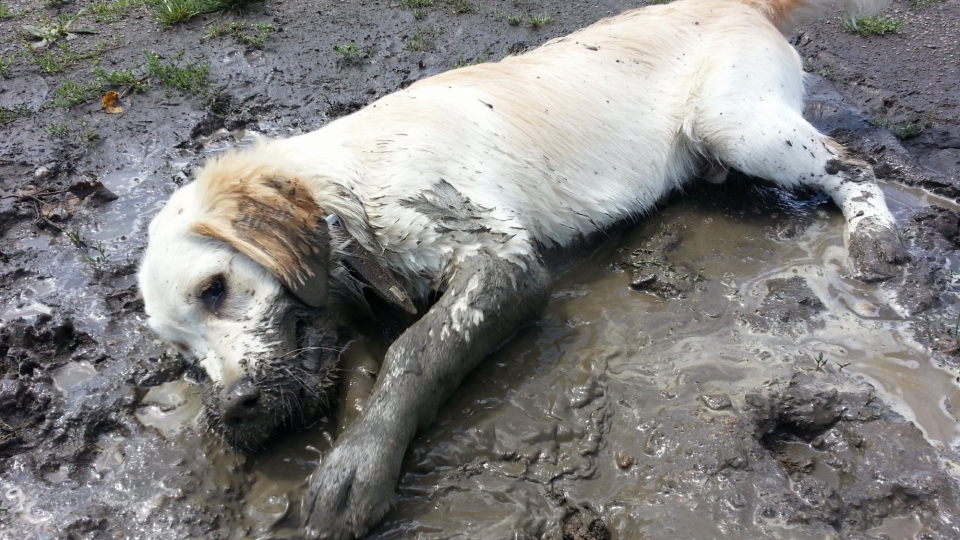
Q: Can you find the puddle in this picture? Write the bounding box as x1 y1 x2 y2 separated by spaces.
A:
51 361 98 394
135 379 205 439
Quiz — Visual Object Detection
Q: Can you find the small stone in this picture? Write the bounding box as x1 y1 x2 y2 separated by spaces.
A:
34 165 54 181
615 450 635 469
699 392 732 410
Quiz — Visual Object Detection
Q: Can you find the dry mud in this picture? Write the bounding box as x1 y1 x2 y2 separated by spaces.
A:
1 1 960 539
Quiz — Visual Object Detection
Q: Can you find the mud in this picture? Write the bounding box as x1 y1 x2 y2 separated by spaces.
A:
2 1 960 539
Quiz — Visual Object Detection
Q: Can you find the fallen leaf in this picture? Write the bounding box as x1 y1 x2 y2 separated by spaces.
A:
102 91 123 114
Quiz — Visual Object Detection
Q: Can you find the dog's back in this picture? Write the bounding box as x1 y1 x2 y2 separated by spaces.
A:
267 0 888 288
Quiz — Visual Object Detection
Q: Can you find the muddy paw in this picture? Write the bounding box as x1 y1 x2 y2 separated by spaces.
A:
301 437 400 540
848 222 910 283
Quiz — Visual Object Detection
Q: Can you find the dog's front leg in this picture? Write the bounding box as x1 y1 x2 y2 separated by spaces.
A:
302 249 551 540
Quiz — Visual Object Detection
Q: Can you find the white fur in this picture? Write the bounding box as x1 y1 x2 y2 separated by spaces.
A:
140 0 895 391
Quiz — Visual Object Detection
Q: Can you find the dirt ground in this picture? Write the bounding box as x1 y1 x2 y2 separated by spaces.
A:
1 0 960 539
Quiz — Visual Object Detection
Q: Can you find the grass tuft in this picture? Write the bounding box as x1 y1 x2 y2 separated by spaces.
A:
145 50 209 92
333 41 373 64
843 14 903 35
207 21 273 46
150 0 262 27
871 116 928 140
528 14 554 28
53 79 98 107
90 0 141 23
405 26 436 52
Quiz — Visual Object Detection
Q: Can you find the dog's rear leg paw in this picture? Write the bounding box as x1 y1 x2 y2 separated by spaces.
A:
301 439 398 540
848 220 910 283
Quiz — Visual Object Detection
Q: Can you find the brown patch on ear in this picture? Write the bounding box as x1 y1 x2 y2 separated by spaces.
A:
191 175 331 307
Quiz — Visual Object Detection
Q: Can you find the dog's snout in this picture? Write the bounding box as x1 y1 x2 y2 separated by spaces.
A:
221 378 261 427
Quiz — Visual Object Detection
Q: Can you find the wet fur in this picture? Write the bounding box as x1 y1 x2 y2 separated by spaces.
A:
138 0 903 538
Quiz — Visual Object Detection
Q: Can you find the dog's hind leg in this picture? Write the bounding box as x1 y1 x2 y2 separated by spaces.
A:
698 107 908 281
302 249 551 540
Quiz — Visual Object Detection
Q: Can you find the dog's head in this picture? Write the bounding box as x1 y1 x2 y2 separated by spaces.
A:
138 153 345 449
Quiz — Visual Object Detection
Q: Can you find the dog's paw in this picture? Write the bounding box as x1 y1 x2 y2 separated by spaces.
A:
301 437 399 540
848 221 909 283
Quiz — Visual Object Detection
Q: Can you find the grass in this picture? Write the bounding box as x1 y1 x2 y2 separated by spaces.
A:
27 40 118 74
0 4 10 19
450 0 477 13
871 116 928 140
90 0 141 23
453 52 490 68
207 21 273 46
819 63 837 80
333 41 373 64
20 9 93 49
494 10 553 27
28 49 66 73
843 14 903 35
910 0 944 7
45 122 70 138
0 104 31 124
405 26 436 52
145 50 209 92
149 0 262 27
53 79 98 107
528 14 554 28
93 65 140 86
44 50 209 109
0 54 13 77
81 124 100 147
400 0 477 16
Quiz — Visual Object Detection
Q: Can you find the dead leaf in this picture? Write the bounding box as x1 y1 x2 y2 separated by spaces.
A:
102 91 123 114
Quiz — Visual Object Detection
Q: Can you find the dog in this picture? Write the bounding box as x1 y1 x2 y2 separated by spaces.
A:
138 0 906 537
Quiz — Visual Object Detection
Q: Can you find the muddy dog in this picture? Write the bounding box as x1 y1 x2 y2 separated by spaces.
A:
138 0 905 537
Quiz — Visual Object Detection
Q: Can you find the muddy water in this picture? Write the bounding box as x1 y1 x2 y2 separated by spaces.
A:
4 82 958 538
4 136 959 538
70 179 952 539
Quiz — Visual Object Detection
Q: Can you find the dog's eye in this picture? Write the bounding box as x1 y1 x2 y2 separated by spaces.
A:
199 276 227 315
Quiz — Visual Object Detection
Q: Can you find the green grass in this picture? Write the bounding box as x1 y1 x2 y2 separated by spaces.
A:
333 41 373 64
405 26 436 52
53 79 98 107
401 0 477 16
871 116 927 140
28 49 66 73
208 21 273 46
0 54 14 77
45 122 70 138
0 104 31 124
150 0 262 27
90 0 141 23
145 50 209 92
528 14 554 28
843 14 903 36
910 0 944 8
450 0 477 13
81 124 100 147
453 52 489 68
0 4 11 19
93 65 140 86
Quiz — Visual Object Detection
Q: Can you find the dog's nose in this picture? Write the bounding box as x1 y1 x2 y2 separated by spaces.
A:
220 378 261 428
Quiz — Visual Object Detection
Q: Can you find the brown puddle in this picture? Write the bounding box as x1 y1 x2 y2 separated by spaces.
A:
100 180 957 539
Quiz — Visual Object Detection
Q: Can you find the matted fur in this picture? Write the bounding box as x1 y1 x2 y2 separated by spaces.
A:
190 157 332 307
138 0 903 538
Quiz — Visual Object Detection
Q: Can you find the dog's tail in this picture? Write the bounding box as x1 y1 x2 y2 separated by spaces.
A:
741 0 891 32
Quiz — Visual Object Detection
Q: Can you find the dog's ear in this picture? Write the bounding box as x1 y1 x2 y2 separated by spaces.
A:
191 176 331 308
